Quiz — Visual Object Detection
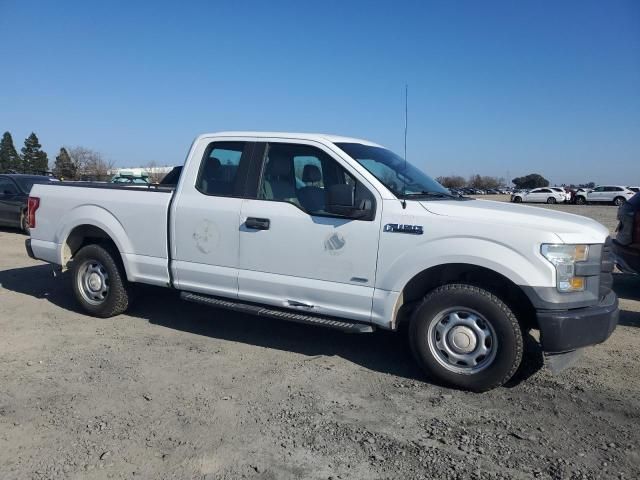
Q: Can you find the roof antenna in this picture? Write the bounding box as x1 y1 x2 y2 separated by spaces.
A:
401 83 408 209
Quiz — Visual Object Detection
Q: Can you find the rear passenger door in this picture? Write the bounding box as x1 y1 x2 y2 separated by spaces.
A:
237 140 382 323
170 139 255 298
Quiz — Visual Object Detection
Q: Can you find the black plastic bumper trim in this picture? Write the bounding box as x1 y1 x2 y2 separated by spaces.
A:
537 291 618 353
25 239 35 260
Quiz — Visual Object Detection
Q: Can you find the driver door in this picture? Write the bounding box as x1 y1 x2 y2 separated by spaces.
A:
237 140 382 322
524 188 541 202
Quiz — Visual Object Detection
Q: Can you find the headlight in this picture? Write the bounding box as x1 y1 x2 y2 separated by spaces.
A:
541 244 589 292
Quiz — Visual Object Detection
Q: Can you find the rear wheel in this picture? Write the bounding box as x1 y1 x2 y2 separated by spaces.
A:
546 197 556 204
613 196 625 206
71 244 131 318
409 284 523 392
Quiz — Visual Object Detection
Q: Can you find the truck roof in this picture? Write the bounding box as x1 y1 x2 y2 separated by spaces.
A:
201 131 384 147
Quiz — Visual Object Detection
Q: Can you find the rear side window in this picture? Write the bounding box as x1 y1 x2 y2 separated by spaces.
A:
195 142 252 197
0 178 18 194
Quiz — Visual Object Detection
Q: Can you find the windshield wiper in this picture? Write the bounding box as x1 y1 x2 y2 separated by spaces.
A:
400 191 457 199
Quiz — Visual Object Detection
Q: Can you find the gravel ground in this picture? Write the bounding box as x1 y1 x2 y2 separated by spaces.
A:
1 201 639 480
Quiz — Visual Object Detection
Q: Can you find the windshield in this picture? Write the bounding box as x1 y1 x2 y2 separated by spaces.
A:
334 143 452 198
15 177 54 193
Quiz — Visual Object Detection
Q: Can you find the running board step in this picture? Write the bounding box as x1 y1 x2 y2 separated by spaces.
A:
180 292 374 333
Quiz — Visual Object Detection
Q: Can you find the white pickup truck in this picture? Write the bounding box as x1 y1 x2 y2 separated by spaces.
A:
25 132 618 391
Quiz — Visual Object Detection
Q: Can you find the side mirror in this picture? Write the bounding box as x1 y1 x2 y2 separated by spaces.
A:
326 184 371 219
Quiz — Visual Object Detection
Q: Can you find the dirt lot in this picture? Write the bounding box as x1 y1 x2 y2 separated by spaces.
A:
1 202 639 480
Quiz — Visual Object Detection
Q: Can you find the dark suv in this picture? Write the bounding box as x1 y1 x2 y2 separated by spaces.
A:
0 174 57 233
613 192 640 274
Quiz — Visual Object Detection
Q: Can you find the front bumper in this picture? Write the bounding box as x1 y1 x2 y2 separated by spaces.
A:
537 291 618 353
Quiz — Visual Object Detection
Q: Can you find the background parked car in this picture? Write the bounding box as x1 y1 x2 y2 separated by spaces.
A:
628 186 640 193
575 185 636 206
111 171 150 184
510 187 566 204
0 174 57 233
549 187 570 202
158 166 183 186
612 192 640 274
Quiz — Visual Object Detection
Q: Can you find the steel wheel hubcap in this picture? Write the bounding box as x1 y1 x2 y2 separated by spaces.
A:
428 308 497 374
77 260 110 305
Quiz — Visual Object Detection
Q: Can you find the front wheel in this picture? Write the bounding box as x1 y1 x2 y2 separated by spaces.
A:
513 196 522 203
613 196 625 206
71 243 131 318
546 197 556 204
576 196 586 205
409 284 523 392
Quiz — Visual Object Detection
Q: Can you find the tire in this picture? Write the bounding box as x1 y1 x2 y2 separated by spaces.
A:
513 196 522 203
20 210 30 235
71 243 131 318
546 197 556 204
613 196 625 207
409 284 523 392
576 196 586 205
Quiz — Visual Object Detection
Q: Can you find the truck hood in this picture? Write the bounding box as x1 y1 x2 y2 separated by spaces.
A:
420 199 610 244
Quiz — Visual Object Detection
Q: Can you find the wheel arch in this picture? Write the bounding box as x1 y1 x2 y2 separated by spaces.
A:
393 263 537 331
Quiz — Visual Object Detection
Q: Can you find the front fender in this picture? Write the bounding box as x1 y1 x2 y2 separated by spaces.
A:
377 236 556 293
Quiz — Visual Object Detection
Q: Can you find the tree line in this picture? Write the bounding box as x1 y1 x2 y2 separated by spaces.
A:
436 174 508 190
0 132 48 175
0 131 114 180
437 173 573 190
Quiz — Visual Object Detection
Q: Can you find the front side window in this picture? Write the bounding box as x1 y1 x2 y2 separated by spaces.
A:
335 142 457 200
258 143 374 218
196 142 248 196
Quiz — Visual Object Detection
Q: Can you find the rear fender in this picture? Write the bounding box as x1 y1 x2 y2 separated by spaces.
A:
56 205 134 278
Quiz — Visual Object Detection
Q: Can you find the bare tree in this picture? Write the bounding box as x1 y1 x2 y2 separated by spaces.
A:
468 174 504 190
436 175 466 189
143 161 165 183
67 146 114 181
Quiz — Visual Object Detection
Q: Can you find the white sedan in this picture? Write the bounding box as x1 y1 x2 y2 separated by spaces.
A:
511 188 566 204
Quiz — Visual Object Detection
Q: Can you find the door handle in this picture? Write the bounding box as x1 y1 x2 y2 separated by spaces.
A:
245 217 270 230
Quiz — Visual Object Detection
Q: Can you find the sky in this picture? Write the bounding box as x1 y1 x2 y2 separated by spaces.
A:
0 0 638 185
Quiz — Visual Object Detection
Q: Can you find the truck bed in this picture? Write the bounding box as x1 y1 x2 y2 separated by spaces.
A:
29 182 174 287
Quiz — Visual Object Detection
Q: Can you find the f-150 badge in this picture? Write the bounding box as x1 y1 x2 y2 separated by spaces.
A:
384 224 424 235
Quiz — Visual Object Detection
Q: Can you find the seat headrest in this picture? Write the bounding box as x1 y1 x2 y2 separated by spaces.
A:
204 157 222 176
266 151 291 176
302 164 322 183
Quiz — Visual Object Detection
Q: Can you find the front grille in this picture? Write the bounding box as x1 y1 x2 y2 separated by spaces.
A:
600 237 614 299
